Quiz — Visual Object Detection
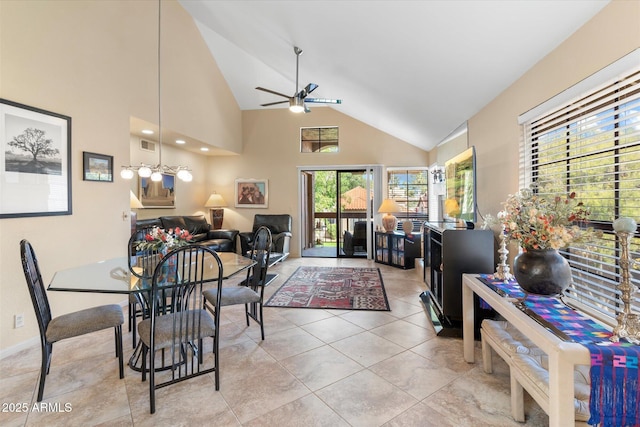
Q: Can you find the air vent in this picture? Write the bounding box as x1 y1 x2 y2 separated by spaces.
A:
140 139 156 152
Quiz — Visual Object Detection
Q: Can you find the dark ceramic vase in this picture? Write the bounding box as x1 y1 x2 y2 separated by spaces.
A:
513 249 571 296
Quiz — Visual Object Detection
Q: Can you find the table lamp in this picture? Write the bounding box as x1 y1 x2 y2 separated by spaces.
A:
129 190 144 235
205 193 227 229
378 199 402 232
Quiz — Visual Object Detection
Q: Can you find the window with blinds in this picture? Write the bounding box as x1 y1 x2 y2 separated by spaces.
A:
520 66 640 323
387 168 429 230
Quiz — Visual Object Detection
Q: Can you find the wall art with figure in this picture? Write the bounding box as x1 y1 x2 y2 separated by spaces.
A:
235 179 268 208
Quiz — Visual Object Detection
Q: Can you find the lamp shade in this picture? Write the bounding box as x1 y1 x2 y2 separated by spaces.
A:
378 199 402 232
130 190 144 209
377 199 402 214
205 193 227 208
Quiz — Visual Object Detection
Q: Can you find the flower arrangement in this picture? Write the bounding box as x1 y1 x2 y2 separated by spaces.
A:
135 226 192 251
499 187 598 251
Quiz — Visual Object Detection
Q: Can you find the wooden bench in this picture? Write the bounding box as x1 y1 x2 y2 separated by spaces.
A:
481 319 590 425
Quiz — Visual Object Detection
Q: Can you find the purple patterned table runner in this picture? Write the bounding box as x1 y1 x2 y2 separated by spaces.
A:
477 274 639 427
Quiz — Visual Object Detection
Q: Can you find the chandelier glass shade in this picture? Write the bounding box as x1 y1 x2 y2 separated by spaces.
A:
120 164 192 182
120 0 193 183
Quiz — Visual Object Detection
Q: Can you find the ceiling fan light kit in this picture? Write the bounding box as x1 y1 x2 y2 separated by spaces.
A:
256 46 342 113
289 96 305 113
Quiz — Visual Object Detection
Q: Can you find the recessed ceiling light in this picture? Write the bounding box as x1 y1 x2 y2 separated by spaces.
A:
141 129 154 135
200 147 209 152
175 139 186 144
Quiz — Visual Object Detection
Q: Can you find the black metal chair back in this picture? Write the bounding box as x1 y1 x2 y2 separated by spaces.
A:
139 244 223 414
247 226 272 293
127 227 164 348
128 227 164 280
20 240 52 353
243 226 272 340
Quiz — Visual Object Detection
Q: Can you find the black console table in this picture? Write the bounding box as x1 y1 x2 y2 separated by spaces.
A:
420 222 495 336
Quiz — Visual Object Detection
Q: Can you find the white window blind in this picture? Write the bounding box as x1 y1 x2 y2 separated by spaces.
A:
520 65 640 323
387 168 429 230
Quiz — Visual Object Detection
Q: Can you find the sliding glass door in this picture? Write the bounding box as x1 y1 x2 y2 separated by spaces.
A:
337 170 370 257
300 167 376 258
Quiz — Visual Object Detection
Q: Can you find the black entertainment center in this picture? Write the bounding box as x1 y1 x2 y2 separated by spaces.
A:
420 221 495 336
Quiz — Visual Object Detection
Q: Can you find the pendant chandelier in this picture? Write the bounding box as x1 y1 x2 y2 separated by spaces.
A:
121 0 192 183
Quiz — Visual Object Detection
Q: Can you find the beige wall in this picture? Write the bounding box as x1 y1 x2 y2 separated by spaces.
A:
207 108 430 257
1 0 638 354
0 0 241 351
467 0 640 220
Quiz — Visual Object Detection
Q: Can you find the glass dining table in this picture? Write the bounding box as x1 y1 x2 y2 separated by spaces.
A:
48 251 256 372
48 252 256 294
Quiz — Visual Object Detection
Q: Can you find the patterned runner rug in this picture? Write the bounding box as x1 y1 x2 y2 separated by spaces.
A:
265 266 390 311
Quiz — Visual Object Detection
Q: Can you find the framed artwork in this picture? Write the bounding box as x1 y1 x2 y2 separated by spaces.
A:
139 173 176 208
83 151 113 182
0 99 72 218
235 178 268 208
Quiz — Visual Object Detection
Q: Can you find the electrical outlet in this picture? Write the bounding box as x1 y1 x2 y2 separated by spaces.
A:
14 314 24 328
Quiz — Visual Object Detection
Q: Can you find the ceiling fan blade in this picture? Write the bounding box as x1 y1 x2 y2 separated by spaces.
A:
304 98 342 105
260 100 289 107
255 87 291 99
302 83 318 97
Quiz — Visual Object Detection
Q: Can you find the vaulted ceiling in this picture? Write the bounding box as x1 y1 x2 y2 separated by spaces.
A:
180 0 609 152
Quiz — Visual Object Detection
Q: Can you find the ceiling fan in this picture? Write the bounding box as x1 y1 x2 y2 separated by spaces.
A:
256 46 342 113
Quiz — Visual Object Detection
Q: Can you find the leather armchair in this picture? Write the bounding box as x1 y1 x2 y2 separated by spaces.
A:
239 214 292 261
343 220 368 256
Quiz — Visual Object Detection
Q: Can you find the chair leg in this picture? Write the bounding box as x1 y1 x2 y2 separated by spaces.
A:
128 301 134 332
115 325 124 379
149 345 156 414
141 345 148 382
131 300 138 349
244 303 250 326
259 303 265 341
213 333 220 391
36 342 50 402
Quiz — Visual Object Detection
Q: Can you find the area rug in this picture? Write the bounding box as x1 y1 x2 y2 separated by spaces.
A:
265 266 390 311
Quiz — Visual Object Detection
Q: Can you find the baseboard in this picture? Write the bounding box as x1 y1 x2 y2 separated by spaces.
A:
0 336 40 360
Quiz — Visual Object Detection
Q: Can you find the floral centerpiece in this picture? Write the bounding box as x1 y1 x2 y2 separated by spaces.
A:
135 226 192 252
500 187 597 251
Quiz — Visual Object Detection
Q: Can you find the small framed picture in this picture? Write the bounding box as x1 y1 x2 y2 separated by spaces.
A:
235 178 268 208
83 151 113 182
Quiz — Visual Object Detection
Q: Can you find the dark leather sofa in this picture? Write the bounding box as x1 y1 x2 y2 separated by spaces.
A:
239 214 292 261
136 215 239 252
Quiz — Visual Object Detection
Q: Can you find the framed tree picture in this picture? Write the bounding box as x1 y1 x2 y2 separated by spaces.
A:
235 178 268 208
0 99 72 218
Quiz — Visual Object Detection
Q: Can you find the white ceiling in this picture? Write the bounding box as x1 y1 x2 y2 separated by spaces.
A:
179 0 609 152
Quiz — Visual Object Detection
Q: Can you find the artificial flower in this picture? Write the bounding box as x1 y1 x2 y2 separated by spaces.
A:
135 226 192 251
500 186 599 250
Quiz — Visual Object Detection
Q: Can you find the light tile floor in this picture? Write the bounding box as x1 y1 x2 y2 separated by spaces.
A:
0 257 549 426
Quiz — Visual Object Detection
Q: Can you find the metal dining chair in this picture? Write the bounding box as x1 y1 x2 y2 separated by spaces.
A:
203 226 272 340
138 244 223 414
127 227 163 348
20 239 124 402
